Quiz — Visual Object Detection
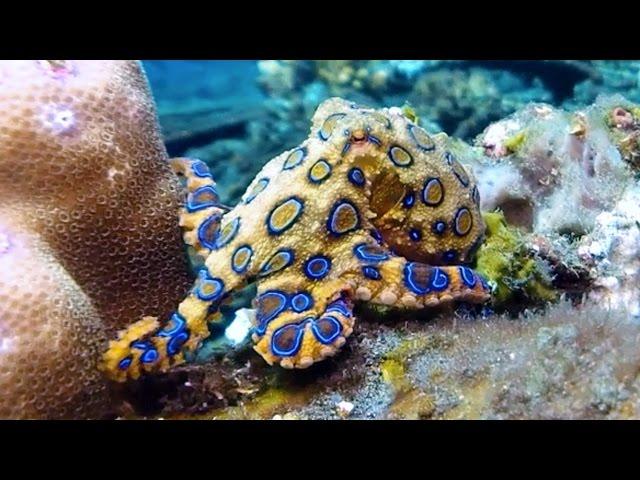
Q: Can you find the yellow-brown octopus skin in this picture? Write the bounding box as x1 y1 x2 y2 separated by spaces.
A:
102 97 490 381
0 61 192 418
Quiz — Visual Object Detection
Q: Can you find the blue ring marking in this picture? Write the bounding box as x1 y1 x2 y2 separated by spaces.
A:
167 331 190 356
430 268 450 291
454 207 473 236
370 229 383 244
197 213 222 250
408 124 436 151
266 197 304 235
271 323 306 357
402 191 415 209
362 266 381 280
118 357 132 370
303 255 331 280
371 112 392 129
341 141 351 156
326 299 351 317
186 185 220 213
443 250 458 263
452 164 470 187
388 145 413 167
409 229 422 242
194 269 225 302
141 348 159 364
327 199 360 237
347 167 365 187
256 290 288 335
444 151 470 187
480 276 490 291
444 151 454 165
245 178 269 204
422 177 444 206
258 249 295 278
472 185 480 206
130 340 153 351
308 159 332 184
283 148 306 170
368 134 382 146
214 217 241 249
354 243 389 263
404 262 431 295
291 292 314 313
311 316 343 345
459 266 477 288
231 245 253 274
158 312 187 338
319 113 347 141
191 160 212 178
432 220 447 235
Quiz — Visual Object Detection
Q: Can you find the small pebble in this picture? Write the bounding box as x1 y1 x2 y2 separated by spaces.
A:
336 401 354 418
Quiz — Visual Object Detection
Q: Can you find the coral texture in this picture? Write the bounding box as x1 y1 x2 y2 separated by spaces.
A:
0 60 192 418
135 300 640 420
474 96 634 234
102 97 490 382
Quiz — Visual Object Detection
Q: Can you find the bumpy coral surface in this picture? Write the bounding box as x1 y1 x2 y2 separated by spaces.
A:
0 60 192 418
103 97 490 382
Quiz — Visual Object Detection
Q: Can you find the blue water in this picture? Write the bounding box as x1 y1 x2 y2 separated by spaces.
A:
143 60 264 114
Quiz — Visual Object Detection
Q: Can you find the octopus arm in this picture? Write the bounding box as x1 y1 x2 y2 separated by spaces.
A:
251 278 356 369
171 157 228 259
101 264 243 382
350 236 491 309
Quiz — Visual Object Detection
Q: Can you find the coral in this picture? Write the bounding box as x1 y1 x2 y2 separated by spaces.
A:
0 60 192 418
135 299 640 420
578 183 640 319
408 68 548 139
604 102 640 170
474 96 634 235
102 97 491 383
475 212 556 306
569 61 640 108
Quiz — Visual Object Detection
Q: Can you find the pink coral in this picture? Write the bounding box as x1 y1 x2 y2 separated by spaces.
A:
0 61 191 419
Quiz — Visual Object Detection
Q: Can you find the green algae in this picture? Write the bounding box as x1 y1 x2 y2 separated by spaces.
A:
503 130 527 154
401 102 420 125
476 211 557 306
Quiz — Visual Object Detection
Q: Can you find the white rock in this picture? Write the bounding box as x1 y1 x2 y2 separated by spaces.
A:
336 400 354 418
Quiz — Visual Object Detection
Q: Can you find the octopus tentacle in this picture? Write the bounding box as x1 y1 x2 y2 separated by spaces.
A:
251 280 355 369
349 237 490 309
101 264 243 382
170 157 228 259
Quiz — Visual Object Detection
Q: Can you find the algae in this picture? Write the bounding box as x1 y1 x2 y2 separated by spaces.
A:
476 211 557 306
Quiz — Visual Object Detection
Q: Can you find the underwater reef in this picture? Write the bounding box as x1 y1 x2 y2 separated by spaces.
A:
130 301 640 420
3 60 640 419
154 60 631 207
0 61 192 419
125 89 640 420
101 97 491 385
